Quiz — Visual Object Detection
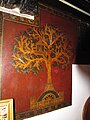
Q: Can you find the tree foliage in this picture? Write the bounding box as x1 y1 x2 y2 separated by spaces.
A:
12 24 74 75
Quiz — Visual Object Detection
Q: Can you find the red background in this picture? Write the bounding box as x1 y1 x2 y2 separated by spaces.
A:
1 9 78 114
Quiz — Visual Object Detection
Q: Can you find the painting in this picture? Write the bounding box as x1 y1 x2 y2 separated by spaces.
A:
0 99 14 120
0 3 78 120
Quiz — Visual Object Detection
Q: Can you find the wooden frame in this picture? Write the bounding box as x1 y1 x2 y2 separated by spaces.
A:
82 97 90 120
0 99 14 120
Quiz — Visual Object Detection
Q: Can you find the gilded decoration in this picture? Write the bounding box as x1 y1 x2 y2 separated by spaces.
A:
3 12 40 26
12 24 74 87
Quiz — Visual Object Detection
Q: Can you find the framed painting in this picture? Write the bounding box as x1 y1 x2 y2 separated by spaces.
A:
0 99 14 120
0 3 78 120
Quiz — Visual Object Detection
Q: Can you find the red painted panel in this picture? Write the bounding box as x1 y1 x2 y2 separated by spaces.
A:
1 8 78 116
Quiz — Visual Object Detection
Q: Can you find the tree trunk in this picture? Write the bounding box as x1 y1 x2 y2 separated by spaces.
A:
45 59 54 91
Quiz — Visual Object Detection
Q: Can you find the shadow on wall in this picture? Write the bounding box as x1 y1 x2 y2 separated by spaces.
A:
76 26 90 64
76 25 90 77
77 65 90 78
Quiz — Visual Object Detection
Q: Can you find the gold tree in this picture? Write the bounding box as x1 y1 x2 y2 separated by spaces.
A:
12 24 74 90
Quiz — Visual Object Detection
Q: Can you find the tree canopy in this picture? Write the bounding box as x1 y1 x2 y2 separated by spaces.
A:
12 24 74 75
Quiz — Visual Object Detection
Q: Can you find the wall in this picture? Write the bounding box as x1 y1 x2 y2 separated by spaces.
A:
24 65 90 120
